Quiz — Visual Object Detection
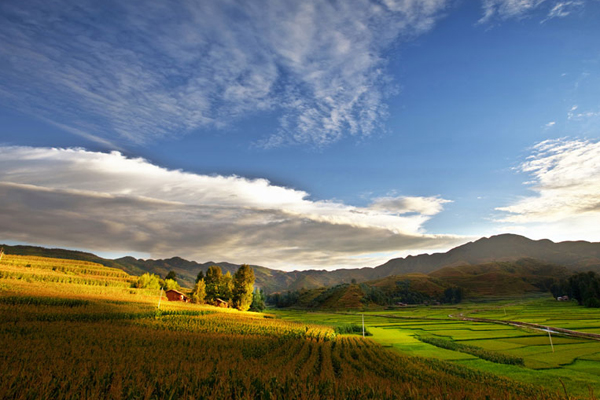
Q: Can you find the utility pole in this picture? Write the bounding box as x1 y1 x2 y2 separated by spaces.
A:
362 314 365 338
547 327 554 353
0 247 4 263
157 287 164 310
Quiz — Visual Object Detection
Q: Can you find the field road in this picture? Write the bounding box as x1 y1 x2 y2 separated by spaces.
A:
341 311 600 342
447 313 600 342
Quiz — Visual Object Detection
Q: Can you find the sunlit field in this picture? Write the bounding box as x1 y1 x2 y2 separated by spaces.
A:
274 298 600 398
0 254 574 399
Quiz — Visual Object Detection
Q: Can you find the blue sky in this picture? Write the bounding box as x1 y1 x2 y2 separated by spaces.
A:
1 0 599 270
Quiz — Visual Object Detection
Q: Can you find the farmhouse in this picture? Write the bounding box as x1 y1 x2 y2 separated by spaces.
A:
166 289 190 302
215 298 229 308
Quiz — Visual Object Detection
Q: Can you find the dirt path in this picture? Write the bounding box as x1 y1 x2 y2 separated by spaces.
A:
448 313 600 341
344 311 600 342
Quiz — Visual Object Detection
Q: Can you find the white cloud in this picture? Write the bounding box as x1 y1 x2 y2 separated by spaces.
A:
369 195 452 216
545 121 556 127
0 146 462 270
0 0 449 148
496 138 600 241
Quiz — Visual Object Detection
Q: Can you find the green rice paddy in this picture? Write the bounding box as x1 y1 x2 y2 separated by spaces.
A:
273 296 600 398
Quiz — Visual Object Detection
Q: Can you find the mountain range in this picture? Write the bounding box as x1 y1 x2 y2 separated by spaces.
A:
3 234 600 293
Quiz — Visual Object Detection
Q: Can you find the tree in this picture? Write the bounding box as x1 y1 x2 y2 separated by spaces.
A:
568 271 600 307
250 288 265 312
232 264 255 311
165 271 177 281
133 273 161 289
195 270 205 284
191 279 206 304
205 265 223 302
442 286 464 304
220 272 234 303
164 278 180 290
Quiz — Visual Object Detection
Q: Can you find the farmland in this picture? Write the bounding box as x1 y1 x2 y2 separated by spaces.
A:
0 254 574 399
274 297 600 398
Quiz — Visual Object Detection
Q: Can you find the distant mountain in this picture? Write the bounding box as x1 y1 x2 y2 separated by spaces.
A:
3 234 600 294
370 234 600 278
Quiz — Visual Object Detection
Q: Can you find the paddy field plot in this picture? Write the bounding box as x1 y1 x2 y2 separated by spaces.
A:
274 298 600 398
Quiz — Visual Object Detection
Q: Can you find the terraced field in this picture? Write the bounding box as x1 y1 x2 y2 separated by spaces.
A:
1 254 569 399
275 298 600 398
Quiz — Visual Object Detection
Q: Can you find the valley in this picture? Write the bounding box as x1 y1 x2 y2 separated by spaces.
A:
0 252 591 399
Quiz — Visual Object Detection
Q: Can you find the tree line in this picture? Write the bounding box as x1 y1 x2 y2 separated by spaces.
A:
192 265 265 312
550 271 600 308
133 265 265 312
133 272 179 291
267 281 464 309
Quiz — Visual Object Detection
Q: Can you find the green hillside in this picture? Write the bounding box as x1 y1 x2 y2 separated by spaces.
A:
270 259 573 309
430 259 570 296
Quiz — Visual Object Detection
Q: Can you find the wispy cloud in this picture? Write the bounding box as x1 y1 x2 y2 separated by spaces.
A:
0 146 461 269
479 0 587 23
0 0 450 148
1 1 590 147
496 138 600 241
543 1 584 21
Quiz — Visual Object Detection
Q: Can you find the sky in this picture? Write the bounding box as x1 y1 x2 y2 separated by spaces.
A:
0 0 599 271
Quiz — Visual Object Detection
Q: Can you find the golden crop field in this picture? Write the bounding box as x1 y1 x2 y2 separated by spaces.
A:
0 255 572 399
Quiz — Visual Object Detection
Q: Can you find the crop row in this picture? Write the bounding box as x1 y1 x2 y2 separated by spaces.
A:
0 270 133 287
0 295 90 307
2 255 132 278
136 312 338 341
416 335 525 366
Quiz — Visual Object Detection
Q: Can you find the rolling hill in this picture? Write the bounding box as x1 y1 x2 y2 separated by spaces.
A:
3 233 599 294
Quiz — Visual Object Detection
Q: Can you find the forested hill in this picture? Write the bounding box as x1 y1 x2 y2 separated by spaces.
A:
3 234 600 293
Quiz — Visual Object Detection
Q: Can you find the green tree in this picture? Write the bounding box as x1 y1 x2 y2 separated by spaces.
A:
164 278 180 290
232 264 255 311
195 270 205 283
568 271 600 308
220 272 234 303
205 265 223 302
165 271 177 281
442 286 464 304
249 288 265 312
191 279 206 304
133 273 161 289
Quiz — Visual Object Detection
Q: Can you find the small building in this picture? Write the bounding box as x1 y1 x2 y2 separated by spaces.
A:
166 289 189 302
215 298 229 308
